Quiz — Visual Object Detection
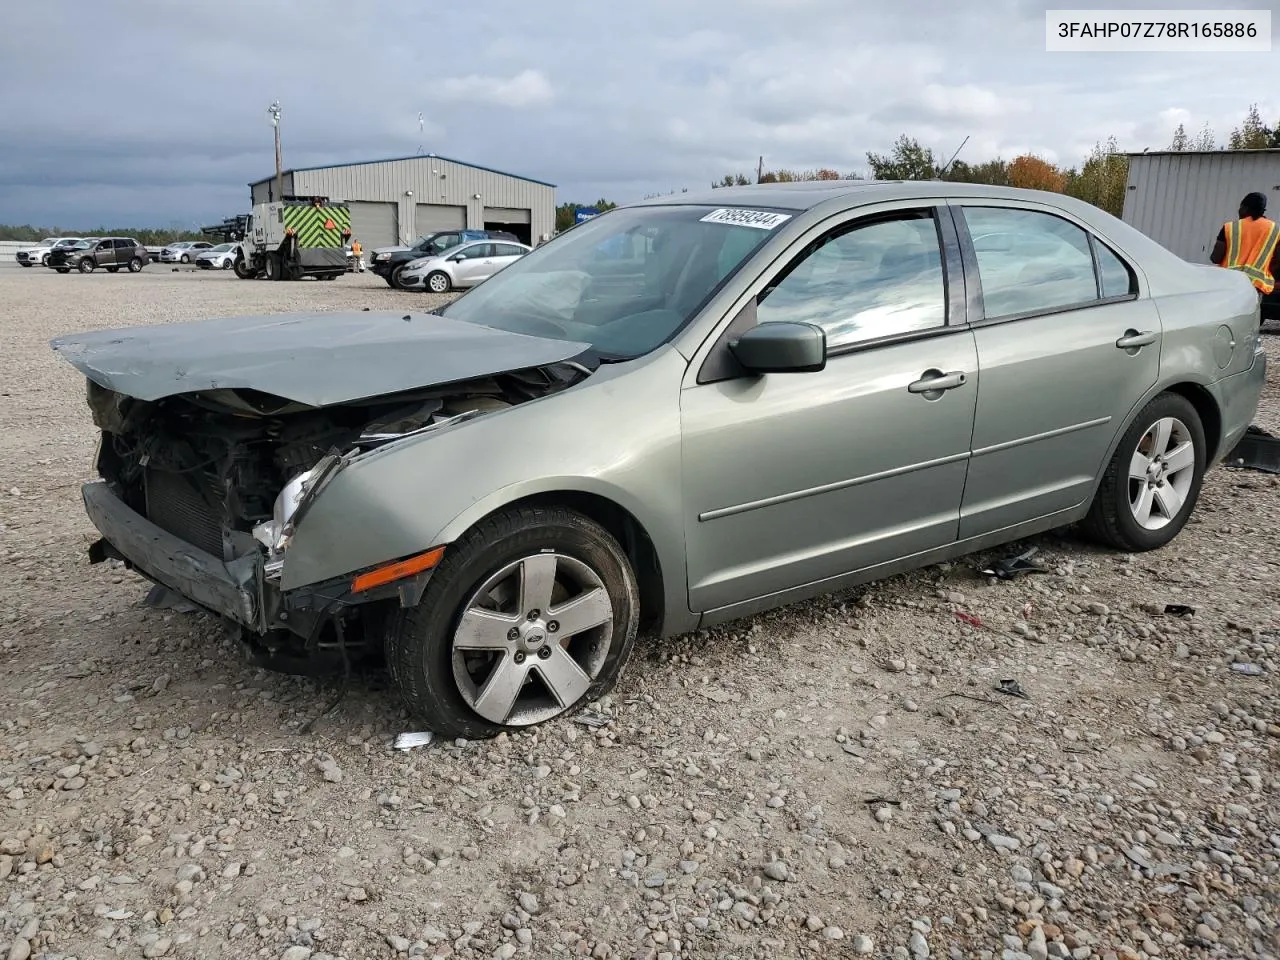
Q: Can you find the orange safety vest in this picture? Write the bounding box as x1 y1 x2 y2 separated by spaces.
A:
352 241 362 255
1221 215 1280 294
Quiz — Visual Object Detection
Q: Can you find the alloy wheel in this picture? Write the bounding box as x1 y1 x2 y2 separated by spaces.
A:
451 553 614 726
1127 416 1195 531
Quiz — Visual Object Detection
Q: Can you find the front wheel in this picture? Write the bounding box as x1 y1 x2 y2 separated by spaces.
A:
426 270 452 293
233 256 256 279
78 258 95 274
385 506 640 740
221 258 232 270
180 254 191 264
1082 393 1206 552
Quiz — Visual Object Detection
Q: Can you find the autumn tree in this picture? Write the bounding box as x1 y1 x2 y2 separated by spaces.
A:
866 136 938 180
1007 154 1067 192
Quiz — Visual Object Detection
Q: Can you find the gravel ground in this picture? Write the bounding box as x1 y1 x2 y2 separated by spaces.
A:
1 267 1278 960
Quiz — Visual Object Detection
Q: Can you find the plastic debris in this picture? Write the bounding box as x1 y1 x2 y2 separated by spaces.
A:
392 731 435 750
1230 663 1265 676
994 678 1031 700
573 711 611 729
1163 604 1196 617
980 546 1049 581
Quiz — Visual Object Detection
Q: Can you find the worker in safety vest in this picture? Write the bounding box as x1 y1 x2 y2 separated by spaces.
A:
1210 191 1280 296
351 238 364 272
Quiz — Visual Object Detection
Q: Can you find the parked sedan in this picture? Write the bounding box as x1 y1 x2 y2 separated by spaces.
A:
397 240 531 292
51 182 1265 739
159 241 215 264
194 243 238 270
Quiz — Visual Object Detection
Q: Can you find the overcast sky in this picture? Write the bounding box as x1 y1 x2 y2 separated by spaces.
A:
1 0 1275 228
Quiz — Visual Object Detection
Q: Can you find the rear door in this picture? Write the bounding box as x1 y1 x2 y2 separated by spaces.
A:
950 202 1160 538
451 243 494 285
486 242 527 278
113 239 135 264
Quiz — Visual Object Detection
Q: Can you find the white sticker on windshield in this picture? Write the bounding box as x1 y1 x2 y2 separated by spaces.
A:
699 208 792 230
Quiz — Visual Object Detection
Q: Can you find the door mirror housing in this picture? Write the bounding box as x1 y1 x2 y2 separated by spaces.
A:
728 322 827 374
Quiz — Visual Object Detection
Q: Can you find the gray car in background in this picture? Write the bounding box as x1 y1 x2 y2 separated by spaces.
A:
52 181 1266 739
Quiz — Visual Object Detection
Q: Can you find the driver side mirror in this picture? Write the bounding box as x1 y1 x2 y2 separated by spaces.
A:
728 322 827 374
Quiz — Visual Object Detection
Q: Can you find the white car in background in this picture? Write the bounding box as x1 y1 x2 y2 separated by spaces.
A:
159 241 215 264
15 237 82 267
194 243 238 270
396 239 531 293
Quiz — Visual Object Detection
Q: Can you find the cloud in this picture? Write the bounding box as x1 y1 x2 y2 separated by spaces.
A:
0 0 1271 227
435 70 555 108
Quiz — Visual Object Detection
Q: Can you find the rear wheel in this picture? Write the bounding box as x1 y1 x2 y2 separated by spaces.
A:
426 270 451 293
264 253 282 281
78 258 95 274
385 506 640 740
180 253 191 264
1082 392 1205 552
128 257 144 273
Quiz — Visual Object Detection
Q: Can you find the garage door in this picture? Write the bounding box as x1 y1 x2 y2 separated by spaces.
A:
483 206 531 225
347 201 398 248
415 204 467 236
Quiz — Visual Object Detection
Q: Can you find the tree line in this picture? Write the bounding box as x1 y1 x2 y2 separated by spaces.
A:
0 224 209 244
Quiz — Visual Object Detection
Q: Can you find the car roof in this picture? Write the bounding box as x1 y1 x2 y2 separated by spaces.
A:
626 179 1092 212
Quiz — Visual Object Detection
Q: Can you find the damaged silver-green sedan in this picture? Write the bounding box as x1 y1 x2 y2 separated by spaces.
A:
53 181 1266 738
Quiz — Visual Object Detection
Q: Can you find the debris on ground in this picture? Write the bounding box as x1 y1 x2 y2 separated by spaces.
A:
979 546 1050 580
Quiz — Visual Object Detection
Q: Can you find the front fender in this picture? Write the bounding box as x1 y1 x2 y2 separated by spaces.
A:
278 348 689 606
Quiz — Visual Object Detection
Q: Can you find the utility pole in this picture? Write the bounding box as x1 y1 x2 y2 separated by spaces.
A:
756 156 764 183
268 101 282 201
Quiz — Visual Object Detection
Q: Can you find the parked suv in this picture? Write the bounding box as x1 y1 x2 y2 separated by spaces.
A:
47 238 149 274
370 229 520 289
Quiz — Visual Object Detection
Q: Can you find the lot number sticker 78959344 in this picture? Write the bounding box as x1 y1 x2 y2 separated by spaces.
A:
699 208 793 230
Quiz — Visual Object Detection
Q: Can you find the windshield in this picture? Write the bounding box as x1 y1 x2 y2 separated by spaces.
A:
439 205 782 358
67 241 92 250
209 243 233 252
55 239 79 247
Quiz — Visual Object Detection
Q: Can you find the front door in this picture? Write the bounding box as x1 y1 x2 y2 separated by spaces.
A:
951 203 1163 537
681 207 979 613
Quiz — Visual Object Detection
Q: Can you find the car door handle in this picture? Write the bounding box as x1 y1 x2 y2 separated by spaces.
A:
908 370 967 394
1116 329 1157 349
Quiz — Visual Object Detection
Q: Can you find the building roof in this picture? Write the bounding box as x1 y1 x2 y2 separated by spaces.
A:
248 153 556 189
1124 148 1280 157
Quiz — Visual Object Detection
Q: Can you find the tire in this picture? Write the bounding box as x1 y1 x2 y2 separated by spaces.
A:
128 258 144 273
385 506 640 740
78 258 95 274
265 253 282 281
384 275 397 288
1082 392 1206 552
221 258 232 270
180 254 191 264
234 256 256 280
426 270 452 294
390 265 409 289
40 253 50 265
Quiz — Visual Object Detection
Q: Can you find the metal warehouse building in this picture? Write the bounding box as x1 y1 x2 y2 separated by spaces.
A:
248 153 555 249
1121 148 1280 261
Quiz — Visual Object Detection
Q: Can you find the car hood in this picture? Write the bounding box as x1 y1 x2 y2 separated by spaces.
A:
49 310 593 407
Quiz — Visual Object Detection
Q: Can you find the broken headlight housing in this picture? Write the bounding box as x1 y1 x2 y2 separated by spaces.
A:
251 454 345 579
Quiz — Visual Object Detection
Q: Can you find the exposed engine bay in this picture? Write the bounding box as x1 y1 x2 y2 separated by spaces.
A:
87 361 591 570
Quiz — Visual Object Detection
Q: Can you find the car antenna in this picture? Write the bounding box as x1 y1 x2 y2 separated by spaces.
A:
936 135 969 179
